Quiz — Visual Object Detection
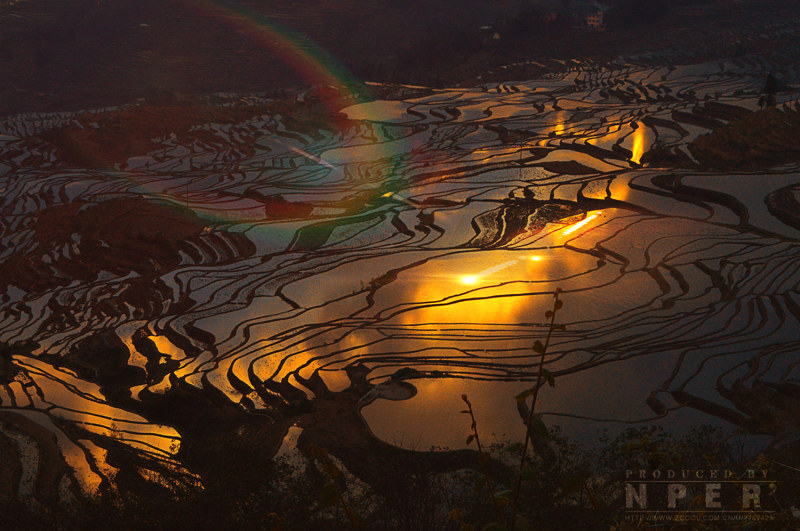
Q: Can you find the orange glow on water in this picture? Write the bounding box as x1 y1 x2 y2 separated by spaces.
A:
554 110 566 136
563 211 602 235
392 253 551 326
630 122 647 164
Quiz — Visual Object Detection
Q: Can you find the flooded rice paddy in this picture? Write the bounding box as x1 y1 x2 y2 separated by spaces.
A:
2 49 800 503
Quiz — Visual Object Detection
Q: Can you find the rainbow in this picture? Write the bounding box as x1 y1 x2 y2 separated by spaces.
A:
192 0 364 114
122 0 426 230
182 1 426 214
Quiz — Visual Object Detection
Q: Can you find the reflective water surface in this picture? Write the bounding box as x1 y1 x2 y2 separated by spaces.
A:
2 49 800 503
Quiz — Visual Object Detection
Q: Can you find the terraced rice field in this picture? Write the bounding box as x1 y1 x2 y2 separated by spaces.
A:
2 43 800 506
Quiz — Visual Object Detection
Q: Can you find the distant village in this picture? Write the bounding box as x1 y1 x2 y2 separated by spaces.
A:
537 0 609 30
476 0 714 46
480 0 609 44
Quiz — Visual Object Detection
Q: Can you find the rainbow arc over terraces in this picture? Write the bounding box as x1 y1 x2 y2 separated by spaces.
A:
168 1 419 221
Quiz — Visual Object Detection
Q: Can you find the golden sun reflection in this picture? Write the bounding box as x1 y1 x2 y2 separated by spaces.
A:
554 110 566 136
393 252 557 327
562 211 602 235
630 122 651 164
402 280 529 326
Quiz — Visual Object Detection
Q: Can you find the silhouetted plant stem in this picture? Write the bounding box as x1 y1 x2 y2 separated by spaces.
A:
510 288 563 528
461 394 504 522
